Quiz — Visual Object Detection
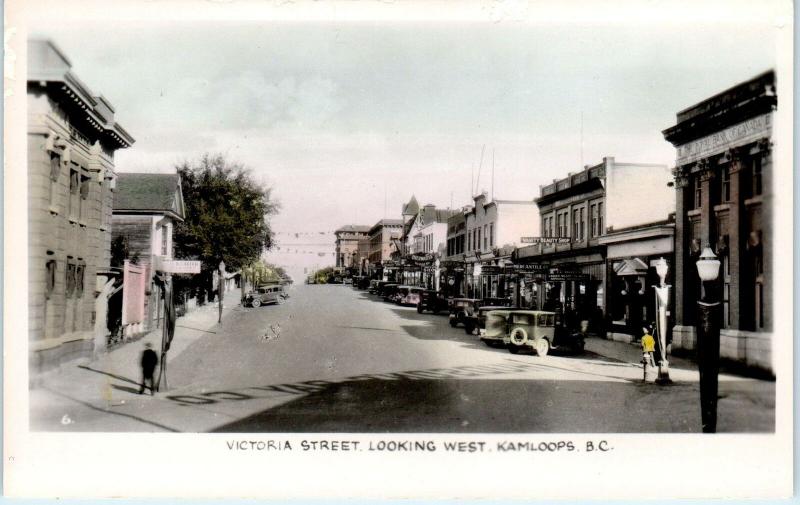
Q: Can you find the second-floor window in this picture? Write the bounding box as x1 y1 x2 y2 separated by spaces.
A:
694 178 702 209
752 156 763 196
489 223 494 247
721 167 731 202
483 225 488 250
69 169 80 221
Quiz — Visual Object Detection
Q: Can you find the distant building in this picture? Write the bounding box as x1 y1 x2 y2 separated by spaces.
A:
28 40 134 373
112 173 186 335
515 157 673 335
663 70 775 373
401 204 459 289
367 219 403 280
334 225 371 272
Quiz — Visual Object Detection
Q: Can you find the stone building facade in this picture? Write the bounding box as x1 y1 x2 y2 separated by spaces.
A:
28 40 134 373
663 70 775 373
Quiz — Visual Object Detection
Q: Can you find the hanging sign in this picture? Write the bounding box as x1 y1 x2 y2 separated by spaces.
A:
520 237 572 244
154 257 201 274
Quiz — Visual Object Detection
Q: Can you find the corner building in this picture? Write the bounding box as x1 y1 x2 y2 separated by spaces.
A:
28 41 134 373
663 70 775 373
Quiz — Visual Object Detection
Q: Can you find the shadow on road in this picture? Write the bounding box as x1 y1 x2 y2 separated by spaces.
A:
207 376 739 433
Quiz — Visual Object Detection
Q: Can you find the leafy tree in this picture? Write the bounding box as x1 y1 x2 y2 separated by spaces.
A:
174 154 279 303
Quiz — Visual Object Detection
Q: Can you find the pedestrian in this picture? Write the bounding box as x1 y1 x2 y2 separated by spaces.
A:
641 325 656 380
139 342 159 395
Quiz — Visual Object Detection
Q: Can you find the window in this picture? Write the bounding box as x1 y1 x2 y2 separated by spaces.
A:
694 178 702 209
161 226 169 256
75 263 85 298
597 203 603 236
49 153 61 211
65 261 76 297
579 208 585 240
477 228 482 251
483 225 487 249
489 223 494 246
79 174 90 223
46 259 57 299
591 204 597 237
721 167 731 202
573 210 580 240
752 156 763 196
69 169 80 220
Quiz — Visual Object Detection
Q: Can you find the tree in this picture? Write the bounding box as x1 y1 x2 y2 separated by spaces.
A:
174 154 279 303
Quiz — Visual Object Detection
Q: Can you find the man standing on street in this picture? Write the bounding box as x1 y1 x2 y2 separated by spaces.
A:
139 342 158 395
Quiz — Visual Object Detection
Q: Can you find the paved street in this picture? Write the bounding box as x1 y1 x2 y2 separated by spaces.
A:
31 285 774 433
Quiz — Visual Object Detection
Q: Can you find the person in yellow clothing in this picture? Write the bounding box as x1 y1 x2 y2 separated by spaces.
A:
641 326 656 379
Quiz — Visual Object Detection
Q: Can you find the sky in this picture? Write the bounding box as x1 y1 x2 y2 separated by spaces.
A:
23 0 782 281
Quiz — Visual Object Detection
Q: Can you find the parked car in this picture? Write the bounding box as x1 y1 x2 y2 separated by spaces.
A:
464 305 518 335
502 310 586 356
381 283 400 302
356 277 372 290
417 290 449 314
395 286 423 306
479 309 514 347
448 298 480 328
243 284 286 308
369 280 389 295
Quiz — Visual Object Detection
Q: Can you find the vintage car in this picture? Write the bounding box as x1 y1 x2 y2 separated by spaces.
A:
501 310 586 356
448 298 481 328
369 280 389 295
243 284 286 308
394 286 423 306
464 305 517 335
417 290 450 314
478 309 515 347
381 283 400 302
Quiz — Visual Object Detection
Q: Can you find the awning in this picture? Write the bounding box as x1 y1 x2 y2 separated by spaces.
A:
613 258 649 276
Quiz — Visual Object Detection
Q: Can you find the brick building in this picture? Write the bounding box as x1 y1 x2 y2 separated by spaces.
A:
367 219 403 279
515 157 673 335
28 40 134 373
663 70 775 372
112 173 186 334
334 225 371 272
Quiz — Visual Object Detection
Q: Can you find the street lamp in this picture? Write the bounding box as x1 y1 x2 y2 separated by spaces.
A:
653 257 672 385
218 260 226 324
695 247 721 433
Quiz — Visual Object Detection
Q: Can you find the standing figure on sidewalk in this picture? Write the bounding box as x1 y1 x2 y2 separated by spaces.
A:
139 342 159 395
641 325 656 381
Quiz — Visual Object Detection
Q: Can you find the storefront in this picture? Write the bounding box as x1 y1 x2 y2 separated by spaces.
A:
599 221 675 342
514 246 607 333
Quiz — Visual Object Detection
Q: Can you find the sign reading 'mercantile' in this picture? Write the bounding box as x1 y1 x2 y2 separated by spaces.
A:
676 112 772 165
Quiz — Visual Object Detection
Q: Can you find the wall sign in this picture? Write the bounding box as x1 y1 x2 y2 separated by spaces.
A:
520 237 572 244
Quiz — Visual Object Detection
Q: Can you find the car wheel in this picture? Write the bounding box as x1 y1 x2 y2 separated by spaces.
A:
464 324 474 335
449 319 458 327
417 304 423 314
535 338 550 357
508 344 520 354
509 327 528 346
251 299 261 308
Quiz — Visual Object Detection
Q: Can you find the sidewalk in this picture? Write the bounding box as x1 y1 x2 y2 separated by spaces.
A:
29 300 238 431
585 336 696 371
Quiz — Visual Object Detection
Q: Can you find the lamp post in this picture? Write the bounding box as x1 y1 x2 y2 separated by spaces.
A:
218 260 225 324
653 257 672 385
695 247 721 433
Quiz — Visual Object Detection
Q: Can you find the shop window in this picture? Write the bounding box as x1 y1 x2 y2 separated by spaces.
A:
721 167 731 202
